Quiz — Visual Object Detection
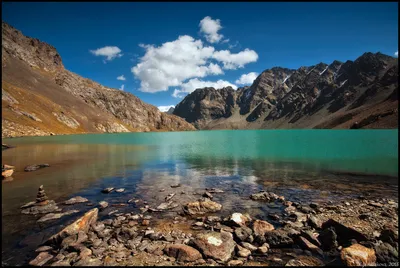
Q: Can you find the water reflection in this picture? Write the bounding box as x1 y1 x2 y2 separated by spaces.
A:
1 130 398 265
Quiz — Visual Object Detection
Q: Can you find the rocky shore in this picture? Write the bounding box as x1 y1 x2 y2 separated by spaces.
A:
24 187 398 266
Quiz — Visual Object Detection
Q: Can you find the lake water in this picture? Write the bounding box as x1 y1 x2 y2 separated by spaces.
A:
1 130 398 265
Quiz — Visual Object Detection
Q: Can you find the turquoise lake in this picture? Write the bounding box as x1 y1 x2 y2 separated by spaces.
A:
1 129 398 265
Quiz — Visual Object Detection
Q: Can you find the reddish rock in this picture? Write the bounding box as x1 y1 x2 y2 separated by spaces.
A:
252 219 275 236
193 231 236 262
340 244 376 266
164 244 202 262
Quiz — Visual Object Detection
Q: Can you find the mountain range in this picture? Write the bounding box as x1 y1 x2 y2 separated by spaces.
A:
2 21 398 138
173 53 398 129
1 22 195 138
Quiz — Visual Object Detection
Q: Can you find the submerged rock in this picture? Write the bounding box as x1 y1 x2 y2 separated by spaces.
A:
156 201 179 211
205 188 224 193
37 210 79 223
64 196 88 205
101 187 114 193
250 191 284 202
340 243 376 266
24 164 50 172
171 184 181 188
21 200 61 215
183 199 222 215
165 193 176 202
192 231 236 262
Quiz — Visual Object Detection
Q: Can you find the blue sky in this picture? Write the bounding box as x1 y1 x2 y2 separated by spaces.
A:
2 2 398 110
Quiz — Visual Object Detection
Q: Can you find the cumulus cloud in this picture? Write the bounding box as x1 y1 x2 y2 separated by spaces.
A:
395 51 398 57
120 84 124 91
158 105 175 112
117 75 126 81
172 78 237 98
132 35 220 93
199 16 224 44
213 49 258 70
90 46 123 61
235 72 258 85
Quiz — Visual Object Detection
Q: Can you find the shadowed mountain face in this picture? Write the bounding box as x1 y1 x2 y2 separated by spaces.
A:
173 53 398 130
1 22 195 138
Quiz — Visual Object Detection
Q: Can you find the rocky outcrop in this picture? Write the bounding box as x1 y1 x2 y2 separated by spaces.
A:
173 53 398 129
2 21 195 138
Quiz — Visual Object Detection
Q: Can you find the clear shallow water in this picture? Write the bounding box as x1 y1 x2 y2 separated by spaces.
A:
1 130 398 265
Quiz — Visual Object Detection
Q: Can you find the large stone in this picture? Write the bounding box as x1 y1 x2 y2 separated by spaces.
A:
264 230 293 248
374 242 399 263
99 201 108 209
340 244 376 266
64 196 89 205
318 227 338 250
229 213 250 227
234 226 253 242
252 219 275 236
308 215 322 229
21 200 61 215
29 252 54 266
164 244 202 262
101 187 114 193
46 208 98 245
285 256 324 266
322 219 368 245
183 199 222 215
24 164 50 172
192 231 236 262
379 226 399 247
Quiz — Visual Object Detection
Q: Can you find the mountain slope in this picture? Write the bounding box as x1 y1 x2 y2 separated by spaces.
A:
2 21 195 138
173 53 398 129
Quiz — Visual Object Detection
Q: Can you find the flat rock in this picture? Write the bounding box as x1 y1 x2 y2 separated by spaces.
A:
29 252 53 266
24 164 50 172
35 246 53 252
192 231 236 262
341 243 376 266
37 210 79 223
46 208 98 246
164 244 202 262
170 184 181 188
115 188 125 193
64 196 88 205
21 200 61 215
227 259 244 266
183 199 222 215
2 169 14 178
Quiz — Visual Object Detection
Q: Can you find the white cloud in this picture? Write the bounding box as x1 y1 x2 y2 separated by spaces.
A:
90 46 123 61
213 49 258 70
199 16 224 44
120 84 124 91
132 35 219 93
395 51 398 57
235 72 258 85
117 75 126 81
158 105 175 112
172 78 237 98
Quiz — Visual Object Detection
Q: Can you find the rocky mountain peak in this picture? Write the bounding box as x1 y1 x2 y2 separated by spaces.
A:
2 21 64 73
